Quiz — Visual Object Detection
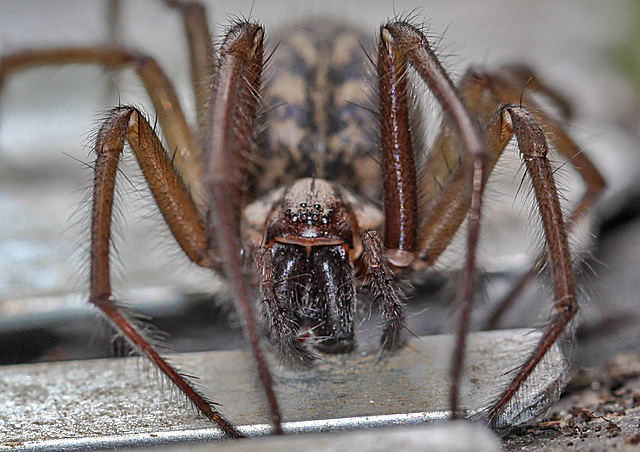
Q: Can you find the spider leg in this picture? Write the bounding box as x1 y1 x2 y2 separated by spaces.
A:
203 21 284 435
90 105 239 437
163 0 214 136
361 230 406 351
377 21 490 266
376 24 418 263
414 109 513 421
378 21 490 419
0 48 203 199
484 105 577 428
413 85 579 425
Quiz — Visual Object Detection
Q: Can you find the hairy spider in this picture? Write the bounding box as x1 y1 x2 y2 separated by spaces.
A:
0 1 606 440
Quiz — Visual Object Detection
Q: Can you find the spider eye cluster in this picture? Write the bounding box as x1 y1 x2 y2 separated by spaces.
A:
285 203 332 225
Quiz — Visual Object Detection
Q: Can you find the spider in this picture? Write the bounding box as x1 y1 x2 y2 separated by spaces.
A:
0 0 606 441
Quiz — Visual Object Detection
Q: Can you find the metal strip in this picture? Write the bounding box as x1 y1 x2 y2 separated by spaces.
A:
0 329 565 451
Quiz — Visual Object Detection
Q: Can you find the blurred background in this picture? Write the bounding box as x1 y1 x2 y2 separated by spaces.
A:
0 0 639 373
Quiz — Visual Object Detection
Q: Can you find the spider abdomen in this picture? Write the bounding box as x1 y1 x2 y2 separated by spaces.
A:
251 22 381 202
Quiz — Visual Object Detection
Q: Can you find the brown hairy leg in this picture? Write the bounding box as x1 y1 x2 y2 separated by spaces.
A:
484 105 577 427
90 105 240 437
377 20 490 420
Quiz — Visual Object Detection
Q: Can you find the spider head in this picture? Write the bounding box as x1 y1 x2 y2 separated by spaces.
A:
265 178 356 253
